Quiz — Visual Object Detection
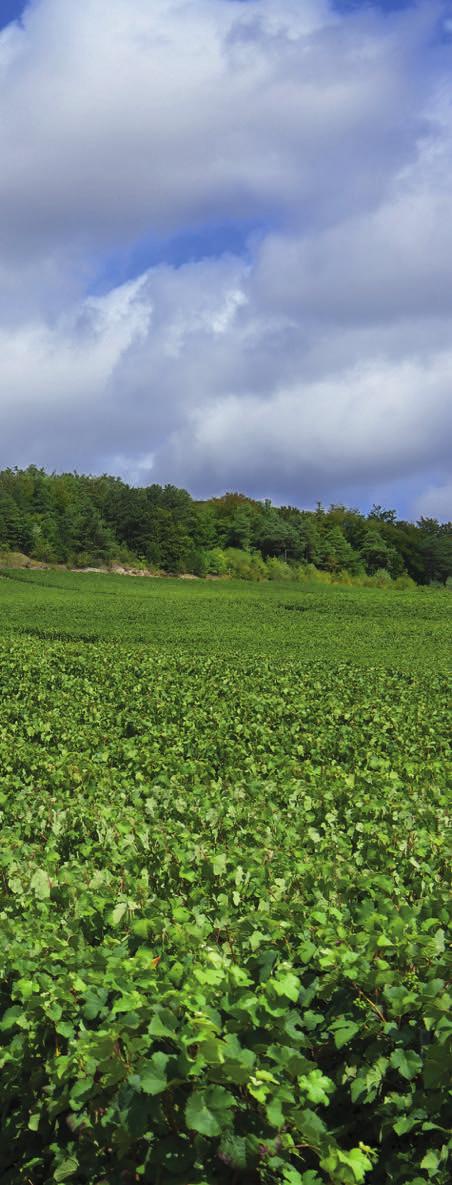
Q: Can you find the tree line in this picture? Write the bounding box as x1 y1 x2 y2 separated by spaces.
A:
0 466 450 584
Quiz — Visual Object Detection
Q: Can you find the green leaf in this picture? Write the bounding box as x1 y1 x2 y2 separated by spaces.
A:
282 1169 305 1185
423 1043 452 1089
53 1158 79 1182
0 1005 23 1031
321 1145 374 1183
16 978 35 999
420 1150 441 1176
148 1007 177 1037
218 1133 248 1171
303 1010 324 1030
293 1107 328 1146
298 940 317 963
376 933 393 948
266 1096 285 1127
390 1048 422 1081
212 854 226 876
30 868 51 900
394 1115 418 1136
342 1148 374 1182
69 1076 94 1105
331 1019 360 1049
83 988 108 1019
273 973 300 1002
185 1086 234 1137
139 1052 169 1095
298 1070 334 1105
110 902 127 926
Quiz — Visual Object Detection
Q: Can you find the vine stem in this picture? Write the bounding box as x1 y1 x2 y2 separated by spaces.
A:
353 985 386 1024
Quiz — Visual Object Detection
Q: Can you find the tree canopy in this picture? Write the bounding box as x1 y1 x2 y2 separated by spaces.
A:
0 467 450 584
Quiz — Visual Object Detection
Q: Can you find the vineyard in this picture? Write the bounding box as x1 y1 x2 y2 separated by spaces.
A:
0 572 450 1184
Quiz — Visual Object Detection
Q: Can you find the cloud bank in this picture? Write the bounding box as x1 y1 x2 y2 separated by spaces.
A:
0 0 451 517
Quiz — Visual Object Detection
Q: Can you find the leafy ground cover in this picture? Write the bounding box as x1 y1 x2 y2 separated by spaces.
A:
0 568 450 668
0 575 450 1184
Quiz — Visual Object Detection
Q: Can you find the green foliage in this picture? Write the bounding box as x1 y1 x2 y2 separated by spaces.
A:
365 568 393 588
0 569 449 672
0 576 450 1182
204 547 229 576
266 557 293 580
0 466 451 583
223 547 268 581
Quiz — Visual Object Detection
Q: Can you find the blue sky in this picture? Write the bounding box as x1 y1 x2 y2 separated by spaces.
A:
0 1 25 30
0 0 451 519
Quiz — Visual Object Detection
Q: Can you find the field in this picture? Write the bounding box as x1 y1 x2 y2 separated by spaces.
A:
0 571 450 1185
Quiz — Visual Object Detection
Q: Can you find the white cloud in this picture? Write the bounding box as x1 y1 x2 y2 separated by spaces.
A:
1 252 450 512
154 348 452 499
254 102 452 326
0 0 436 261
0 277 150 409
0 0 451 516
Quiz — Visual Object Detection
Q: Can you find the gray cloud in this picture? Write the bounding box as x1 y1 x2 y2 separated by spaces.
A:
0 0 438 258
0 0 451 517
414 481 452 520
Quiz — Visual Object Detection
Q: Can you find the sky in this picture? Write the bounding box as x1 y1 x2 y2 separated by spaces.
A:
0 1 451 519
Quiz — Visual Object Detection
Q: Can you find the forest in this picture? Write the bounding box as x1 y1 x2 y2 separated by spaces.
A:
0 466 450 585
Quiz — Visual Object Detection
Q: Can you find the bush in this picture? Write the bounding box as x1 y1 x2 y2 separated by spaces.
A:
394 573 416 590
71 552 110 570
187 549 209 577
30 537 60 564
204 548 229 576
111 545 146 569
364 568 393 588
301 564 333 584
332 569 354 585
265 556 293 580
223 548 267 581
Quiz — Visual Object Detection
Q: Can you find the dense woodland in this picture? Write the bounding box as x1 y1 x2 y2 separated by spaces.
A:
0 466 450 584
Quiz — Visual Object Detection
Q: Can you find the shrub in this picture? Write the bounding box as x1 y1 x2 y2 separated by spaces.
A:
223 548 267 581
70 551 106 569
394 573 417 590
365 568 393 588
333 569 354 585
204 548 229 576
265 556 293 580
187 549 209 577
302 563 333 584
